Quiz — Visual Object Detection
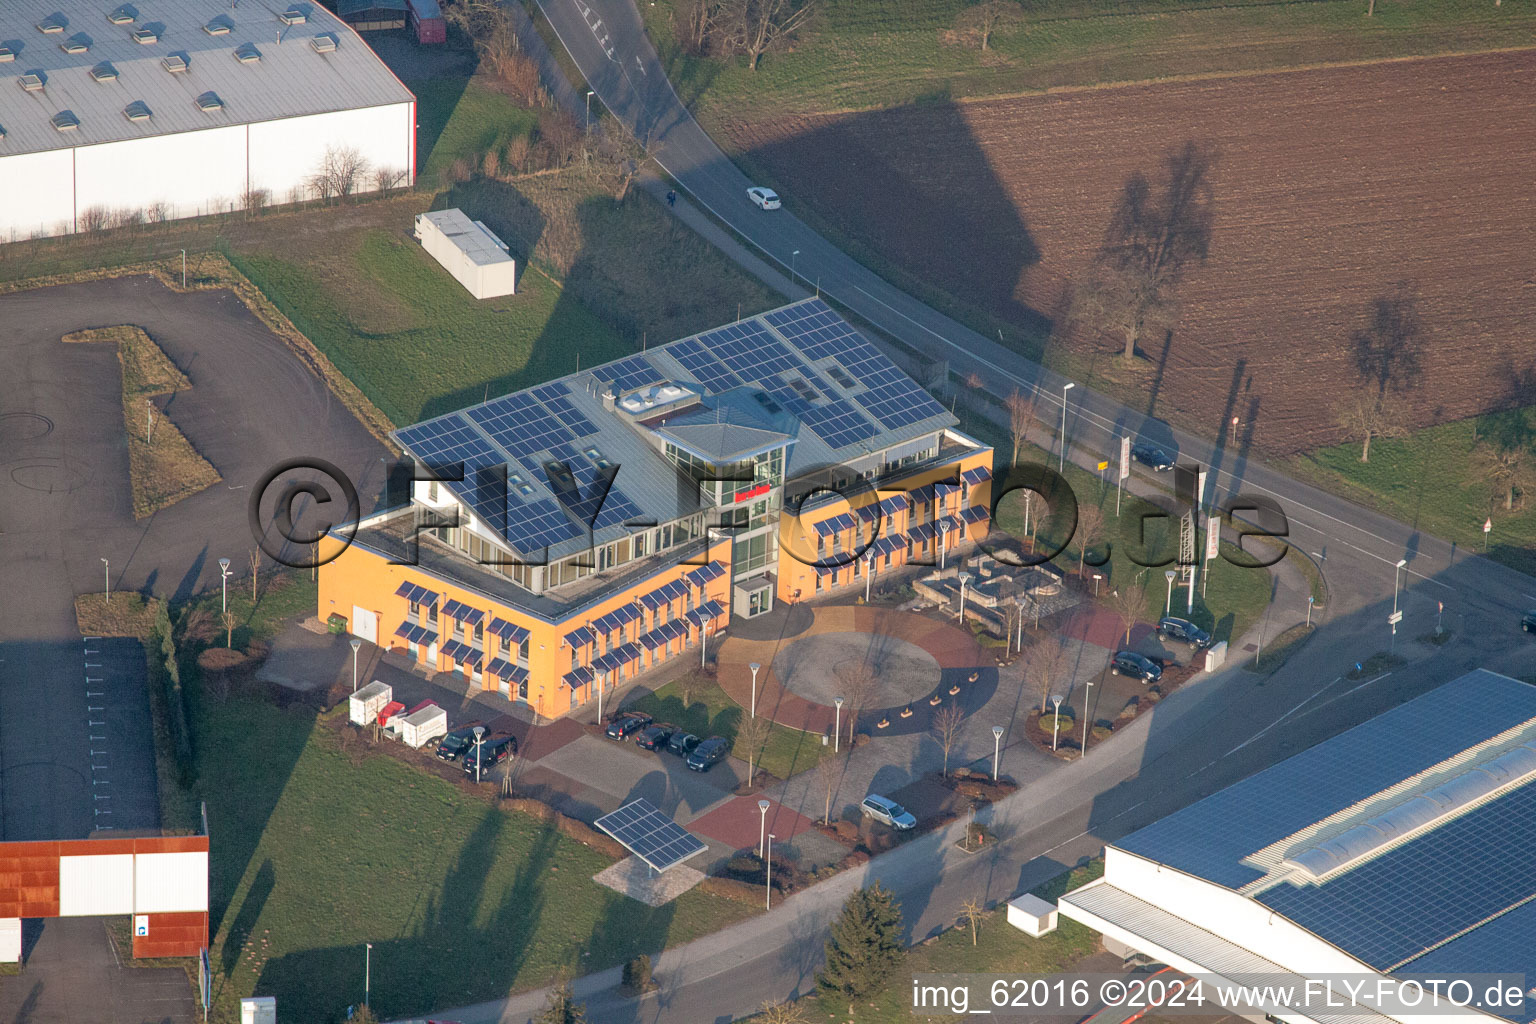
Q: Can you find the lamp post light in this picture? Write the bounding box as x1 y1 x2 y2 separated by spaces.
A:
101 557 110 604
834 696 844 753
1164 569 1177 616
350 638 361 693
1092 572 1104 597
1059 382 1076 472
1080 677 1095 760
364 942 372 1008
757 798 770 858
585 89 595 134
939 521 950 570
749 661 761 719
865 552 875 602
701 620 713 669
991 725 1004 781
180 248 186 289
218 557 231 614
1050 695 1064 752
765 833 775 909
472 725 485 783
790 249 800 285
958 572 973 622
1307 595 1315 628
1390 557 1407 649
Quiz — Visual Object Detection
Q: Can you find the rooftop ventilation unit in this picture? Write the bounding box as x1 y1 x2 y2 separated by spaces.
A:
51 110 80 131
61 36 90 54
38 16 67 34
107 5 136 25
278 7 308 25
130 26 158 44
162 54 188 73
195 91 223 111
19 73 45 92
0 47 13 63
204 19 231 36
90 61 118 81
123 100 151 121
234 43 261 63
310 33 337 53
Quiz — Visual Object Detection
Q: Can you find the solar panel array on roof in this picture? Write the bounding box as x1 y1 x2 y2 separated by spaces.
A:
469 393 569 460
595 798 708 872
601 354 666 394
800 400 878 449
532 382 599 438
669 337 741 393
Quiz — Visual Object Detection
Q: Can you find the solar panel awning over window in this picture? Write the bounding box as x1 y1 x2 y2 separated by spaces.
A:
961 466 991 485
961 504 988 524
640 579 689 610
488 617 530 645
639 627 670 651
595 798 708 873
563 666 593 689
591 604 643 634
441 599 484 626
870 535 905 557
813 512 856 537
395 581 439 606
685 562 726 587
486 658 527 684
394 622 437 645
441 639 481 669
592 643 641 673
686 600 725 627
564 625 595 648
908 521 937 544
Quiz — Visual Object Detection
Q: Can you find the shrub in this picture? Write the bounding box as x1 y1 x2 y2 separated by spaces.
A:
1038 713 1074 734
833 820 860 843
622 954 652 994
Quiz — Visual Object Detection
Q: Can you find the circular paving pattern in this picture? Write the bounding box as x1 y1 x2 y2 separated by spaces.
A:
771 631 941 707
0 412 54 443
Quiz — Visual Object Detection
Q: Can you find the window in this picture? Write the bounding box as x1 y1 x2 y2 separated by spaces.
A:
427 604 438 623
427 480 438 502
473 621 483 644
409 600 420 618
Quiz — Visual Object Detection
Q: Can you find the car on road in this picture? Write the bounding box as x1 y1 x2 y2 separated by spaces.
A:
747 186 781 210
1158 616 1213 649
606 711 652 740
1110 650 1164 683
435 722 485 762
860 795 916 830
635 723 677 751
1523 610 1536 633
462 733 516 776
666 731 701 757
686 736 729 772
1131 442 1176 471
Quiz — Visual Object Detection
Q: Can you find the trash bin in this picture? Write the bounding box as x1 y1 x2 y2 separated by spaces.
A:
327 613 347 635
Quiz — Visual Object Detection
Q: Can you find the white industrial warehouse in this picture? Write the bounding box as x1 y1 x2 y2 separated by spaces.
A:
1059 668 1536 1024
0 0 416 240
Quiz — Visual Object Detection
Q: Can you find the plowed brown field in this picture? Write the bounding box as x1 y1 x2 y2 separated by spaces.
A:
720 51 1536 454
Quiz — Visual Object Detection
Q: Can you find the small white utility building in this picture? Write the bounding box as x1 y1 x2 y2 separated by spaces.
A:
415 208 517 299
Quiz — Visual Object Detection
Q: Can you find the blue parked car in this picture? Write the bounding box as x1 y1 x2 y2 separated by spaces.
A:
686 736 729 772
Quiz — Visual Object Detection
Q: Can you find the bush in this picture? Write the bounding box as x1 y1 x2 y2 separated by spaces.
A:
726 854 762 878
698 875 762 904
1090 725 1113 743
834 820 860 843
622 954 652 994
1038 713 1074 734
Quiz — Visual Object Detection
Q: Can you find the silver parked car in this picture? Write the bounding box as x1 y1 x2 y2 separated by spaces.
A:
860 794 916 830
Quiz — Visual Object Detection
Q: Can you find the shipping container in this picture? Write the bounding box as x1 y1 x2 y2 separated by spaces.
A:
350 681 393 726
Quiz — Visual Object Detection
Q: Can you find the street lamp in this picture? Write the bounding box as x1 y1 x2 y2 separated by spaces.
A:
1391 557 1407 648
834 696 844 753
749 661 762 719
219 557 232 614
1307 595 1315 628
757 798 770 858
701 620 714 669
472 725 485 783
1080 678 1095 759
101 557 110 605
364 942 372 1008
350 638 361 693
765 833 776 909
958 572 972 622
1059 382 1076 472
1091 572 1103 597
790 249 800 285
179 248 186 289
939 521 950 570
585 90 595 134
1164 569 1177 616
865 551 876 602
991 725 1004 781
1050 695 1064 751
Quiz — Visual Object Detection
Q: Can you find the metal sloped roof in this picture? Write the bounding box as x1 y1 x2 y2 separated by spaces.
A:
0 0 413 158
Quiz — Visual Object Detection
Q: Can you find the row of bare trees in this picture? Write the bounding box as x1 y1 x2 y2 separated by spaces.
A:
674 0 815 69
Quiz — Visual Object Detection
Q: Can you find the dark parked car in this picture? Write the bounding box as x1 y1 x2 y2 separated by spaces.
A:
1158 616 1213 649
666 732 701 757
605 711 652 740
1110 650 1163 683
635 723 677 751
1523 610 1536 633
435 722 485 762
686 736 729 772
1131 442 1176 471
462 733 516 776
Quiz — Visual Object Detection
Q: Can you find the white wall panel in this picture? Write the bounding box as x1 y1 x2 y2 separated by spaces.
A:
248 104 413 202
75 127 248 224
59 854 135 917
134 851 209 913
0 919 18 964
0 149 76 241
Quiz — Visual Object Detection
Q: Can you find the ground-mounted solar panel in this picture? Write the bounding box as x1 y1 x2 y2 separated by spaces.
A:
532 382 600 439
800 399 879 449
599 354 666 394
669 337 742 393
595 798 708 873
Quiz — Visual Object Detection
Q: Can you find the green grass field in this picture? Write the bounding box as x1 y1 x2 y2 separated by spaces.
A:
647 0 1536 122
1286 411 1536 576
410 77 541 186
629 676 831 780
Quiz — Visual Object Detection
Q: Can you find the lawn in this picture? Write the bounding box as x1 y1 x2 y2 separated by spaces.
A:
959 409 1275 647
629 676 831 780
1285 410 1536 577
409 76 541 186
647 0 1536 123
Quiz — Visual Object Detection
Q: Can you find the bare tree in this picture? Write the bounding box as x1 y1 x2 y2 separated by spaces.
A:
1336 392 1409 463
959 897 985 945
678 0 724 55
676 672 700 711
222 610 237 648
1005 389 1035 466
836 660 878 744
1107 580 1147 645
931 703 966 777
1470 425 1535 512
736 713 773 787
1026 637 1069 715
309 146 370 201
248 549 260 601
954 0 1023 51
1068 141 1214 361
757 1000 809 1024
816 754 840 825
1071 504 1105 578
724 0 815 71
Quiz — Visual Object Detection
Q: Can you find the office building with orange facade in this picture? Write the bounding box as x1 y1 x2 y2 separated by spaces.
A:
318 299 992 718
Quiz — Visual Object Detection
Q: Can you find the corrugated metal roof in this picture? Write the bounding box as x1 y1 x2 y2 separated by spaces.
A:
0 0 413 157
